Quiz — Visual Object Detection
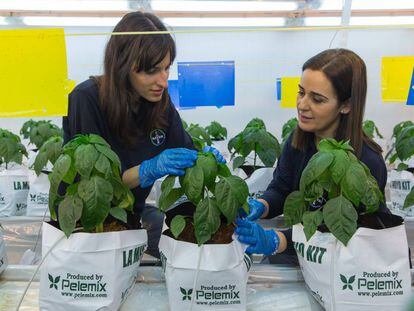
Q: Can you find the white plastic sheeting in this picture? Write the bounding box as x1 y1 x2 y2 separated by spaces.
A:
0 265 322 310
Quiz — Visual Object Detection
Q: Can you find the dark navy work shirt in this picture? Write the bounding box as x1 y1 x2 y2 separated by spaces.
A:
63 78 193 217
261 134 388 219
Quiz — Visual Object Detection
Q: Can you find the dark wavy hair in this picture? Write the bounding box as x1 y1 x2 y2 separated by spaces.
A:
292 49 382 157
95 12 176 146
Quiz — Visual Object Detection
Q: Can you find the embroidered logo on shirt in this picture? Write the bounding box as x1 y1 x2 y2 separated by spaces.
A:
150 129 166 146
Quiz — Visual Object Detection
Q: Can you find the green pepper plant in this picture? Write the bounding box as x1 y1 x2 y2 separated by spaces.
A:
388 123 414 209
284 138 383 246
363 120 383 140
159 152 249 245
48 134 134 237
0 128 28 168
20 119 63 149
228 118 281 171
386 121 414 166
205 121 227 141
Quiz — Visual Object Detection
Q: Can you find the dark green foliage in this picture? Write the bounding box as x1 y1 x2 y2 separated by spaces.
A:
20 119 63 149
0 128 28 166
48 134 134 237
186 123 212 151
159 152 249 245
33 136 63 175
205 121 227 141
362 120 383 139
228 118 281 170
284 138 382 246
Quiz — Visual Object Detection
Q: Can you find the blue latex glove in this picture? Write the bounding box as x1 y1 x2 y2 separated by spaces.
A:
239 199 266 221
235 218 279 256
202 145 226 164
139 148 198 188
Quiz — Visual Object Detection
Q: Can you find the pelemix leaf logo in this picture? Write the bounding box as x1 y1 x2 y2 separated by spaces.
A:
180 287 193 301
340 274 355 290
48 273 60 290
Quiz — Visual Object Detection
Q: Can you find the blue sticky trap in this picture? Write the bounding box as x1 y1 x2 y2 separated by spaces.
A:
167 80 180 108
276 78 281 101
407 68 414 106
178 61 235 108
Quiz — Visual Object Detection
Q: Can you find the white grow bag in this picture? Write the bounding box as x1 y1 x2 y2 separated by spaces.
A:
39 222 147 311
159 234 251 311
0 167 30 216
292 221 411 311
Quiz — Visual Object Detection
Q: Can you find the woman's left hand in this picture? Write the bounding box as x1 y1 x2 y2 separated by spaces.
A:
202 145 226 163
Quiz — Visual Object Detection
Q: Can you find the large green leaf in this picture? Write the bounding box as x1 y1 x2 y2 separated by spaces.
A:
159 188 185 212
404 189 414 209
89 134 110 147
323 196 358 246
196 153 217 187
0 138 17 164
360 177 381 214
284 191 306 226
109 207 128 223
303 210 323 241
53 154 72 179
33 151 48 176
215 175 249 224
341 162 367 206
95 143 121 168
78 176 113 230
300 152 334 191
58 195 83 237
74 144 98 178
395 125 414 161
217 163 231 177
330 150 350 184
170 215 186 239
232 156 245 170
194 197 221 245
95 153 111 177
180 166 204 204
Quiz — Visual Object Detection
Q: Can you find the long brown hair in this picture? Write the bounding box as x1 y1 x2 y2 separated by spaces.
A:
95 12 176 146
292 49 382 157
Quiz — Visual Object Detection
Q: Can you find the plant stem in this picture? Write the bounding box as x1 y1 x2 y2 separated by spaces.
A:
253 143 257 171
96 223 104 233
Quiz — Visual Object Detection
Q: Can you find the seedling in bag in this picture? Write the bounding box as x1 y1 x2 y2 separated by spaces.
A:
205 121 227 141
390 124 414 209
284 138 383 245
385 120 414 166
20 119 63 150
0 128 28 168
48 134 134 237
362 120 383 140
159 151 249 245
228 118 280 172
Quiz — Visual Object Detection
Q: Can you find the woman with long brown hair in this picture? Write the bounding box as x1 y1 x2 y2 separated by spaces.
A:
236 49 388 258
63 12 224 258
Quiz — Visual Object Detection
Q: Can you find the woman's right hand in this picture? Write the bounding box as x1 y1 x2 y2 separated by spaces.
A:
139 148 197 188
235 218 279 255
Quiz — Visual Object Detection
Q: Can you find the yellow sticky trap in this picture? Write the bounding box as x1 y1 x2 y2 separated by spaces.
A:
382 56 414 103
281 77 300 108
0 28 70 117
